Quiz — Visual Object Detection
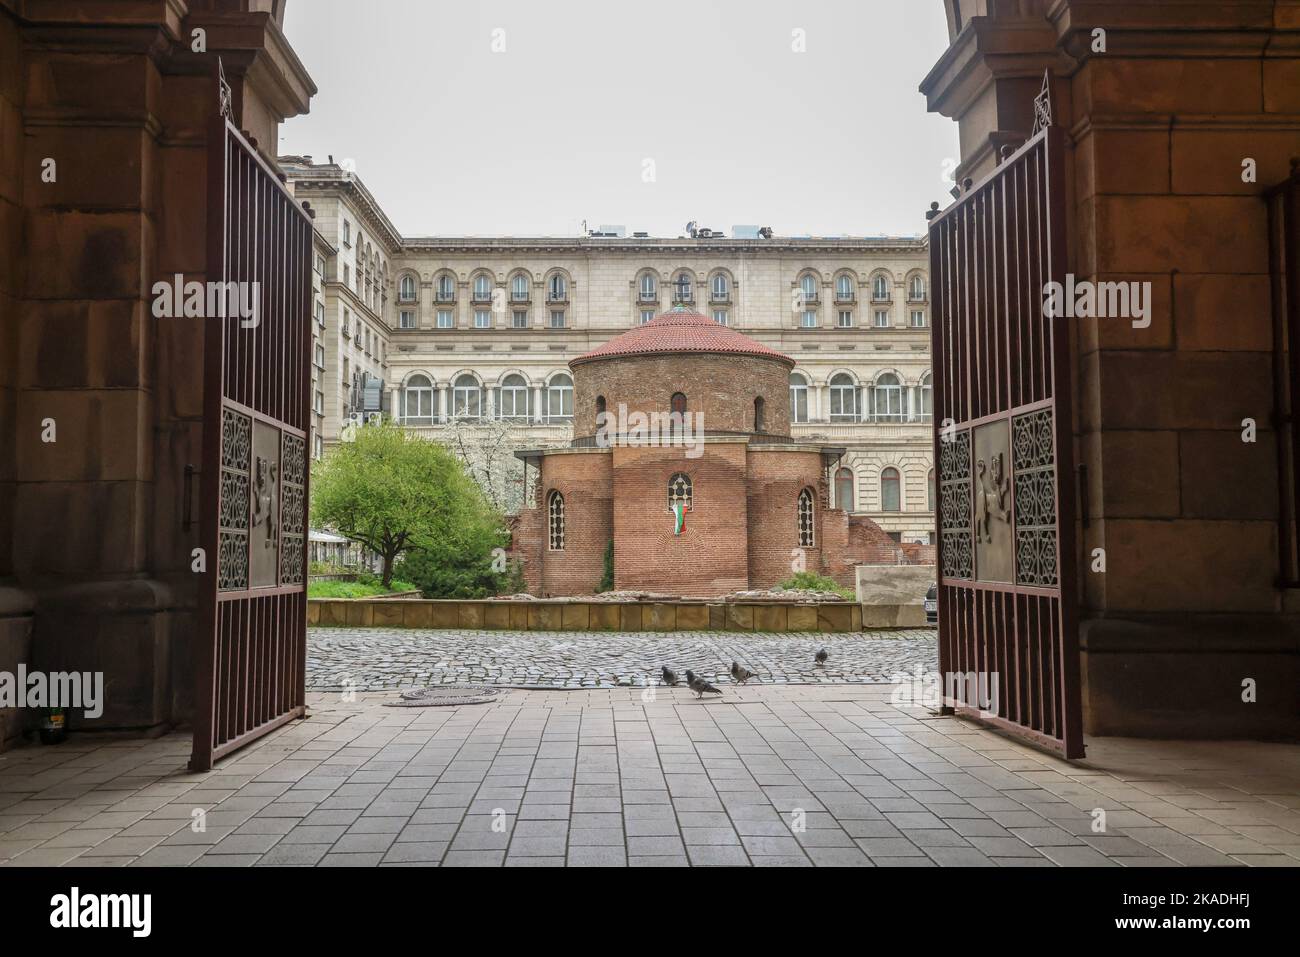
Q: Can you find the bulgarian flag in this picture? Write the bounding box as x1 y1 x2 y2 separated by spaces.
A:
672 500 687 536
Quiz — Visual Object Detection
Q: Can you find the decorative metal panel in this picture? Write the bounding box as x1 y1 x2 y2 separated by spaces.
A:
939 428 972 580
1013 408 1058 586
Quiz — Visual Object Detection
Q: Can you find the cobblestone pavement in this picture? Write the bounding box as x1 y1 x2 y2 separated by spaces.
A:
306 628 939 691
3 686 1299 867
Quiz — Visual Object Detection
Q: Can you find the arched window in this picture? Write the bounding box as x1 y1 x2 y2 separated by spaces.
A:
829 373 858 422
511 274 530 301
873 275 890 301
836 274 855 302
753 396 766 433
452 374 481 419
711 273 730 302
403 374 435 423
435 273 456 302
836 467 854 511
639 273 658 301
595 395 606 420
399 274 416 302
548 273 568 302
673 272 694 303
800 274 818 302
472 274 492 302
789 373 809 424
873 373 903 422
797 488 815 547
667 472 693 511
927 468 936 513
496 374 530 420
881 468 901 512
910 275 927 300
548 491 565 550
919 373 933 422
547 374 573 421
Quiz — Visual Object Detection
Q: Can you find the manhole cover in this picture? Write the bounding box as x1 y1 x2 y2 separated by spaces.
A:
385 684 504 708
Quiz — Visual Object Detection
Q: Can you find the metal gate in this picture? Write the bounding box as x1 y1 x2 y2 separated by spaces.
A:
927 113 1084 758
191 70 313 771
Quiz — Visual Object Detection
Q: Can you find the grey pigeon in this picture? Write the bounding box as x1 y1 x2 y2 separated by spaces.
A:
661 666 679 687
684 669 722 699
731 661 756 685
815 648 829 666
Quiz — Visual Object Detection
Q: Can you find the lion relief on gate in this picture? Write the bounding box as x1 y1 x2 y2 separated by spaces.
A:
252 455 279 549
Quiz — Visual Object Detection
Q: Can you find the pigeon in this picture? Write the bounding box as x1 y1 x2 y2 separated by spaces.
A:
815 648 829 666
684 669 722 699
730 661 756 685
661 666 679 687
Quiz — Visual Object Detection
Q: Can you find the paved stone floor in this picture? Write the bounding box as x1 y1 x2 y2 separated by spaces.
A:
306 627 939 690
2 685 1299 867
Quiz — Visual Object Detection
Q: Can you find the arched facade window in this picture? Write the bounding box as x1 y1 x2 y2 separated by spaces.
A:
909 274 927 300
927 468 936 513
595 395 606 419
753 396 766 433
472 273 492 302
496 374 530 420
836 467 854 511
829 373 858 422
797 488 815 547
510 273 530 301
435 272 456 302
547 373 574 420
547 272 569 302
881 468 901 512
710 272 730 302
667 472 693 511
873 373 904 422
872 274 891 301
672 271 695 304
403 374 435 423
835 274 855 302
638 271 659 302
918 372 933 422
799 273 818 302
789 373 809 424
547 491 565 550
670 392 687 436
399 274 417 302
452 373 481 419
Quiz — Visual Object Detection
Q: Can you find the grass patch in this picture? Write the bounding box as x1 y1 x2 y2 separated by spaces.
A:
777 572 857 600
307 579 416 599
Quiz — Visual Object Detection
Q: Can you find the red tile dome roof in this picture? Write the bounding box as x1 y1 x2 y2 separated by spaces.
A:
570 307 794 367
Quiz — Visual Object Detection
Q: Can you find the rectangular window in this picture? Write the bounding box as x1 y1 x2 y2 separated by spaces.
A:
550 310 565 328
801 310 817 328
713 309 728 326
512 310 529 328
436 310 453 329
315 254 326 276
314 343 325 368
342 220 350 246
838 310 854 328
475 309 491 328
313 434 323 459
790 387 808 424
911 310 927 327
316 302 326 327
342 310 351 336
314 390 324 414
399 310 415 329
640 310 655 325
874 310 890 328
343 264 350 288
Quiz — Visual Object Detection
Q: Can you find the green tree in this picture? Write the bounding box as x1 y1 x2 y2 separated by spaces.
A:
311 424 502 588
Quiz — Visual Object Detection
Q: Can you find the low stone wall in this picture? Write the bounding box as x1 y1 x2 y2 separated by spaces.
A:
307 598 928 633
855 564 935 608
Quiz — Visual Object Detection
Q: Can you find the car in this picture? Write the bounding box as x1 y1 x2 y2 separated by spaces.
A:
924 583 938 624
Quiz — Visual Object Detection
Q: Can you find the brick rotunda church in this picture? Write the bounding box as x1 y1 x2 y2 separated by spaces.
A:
512 308 916 597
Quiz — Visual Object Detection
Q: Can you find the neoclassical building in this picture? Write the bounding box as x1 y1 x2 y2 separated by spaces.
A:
282 158 936 543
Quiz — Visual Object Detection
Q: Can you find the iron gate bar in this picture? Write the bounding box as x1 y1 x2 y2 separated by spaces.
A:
192 97 312 772
928 124 1084 759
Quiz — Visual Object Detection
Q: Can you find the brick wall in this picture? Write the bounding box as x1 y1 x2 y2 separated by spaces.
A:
526 450 612 596
572 353 791 439
613 442 749 596
745 449 826 587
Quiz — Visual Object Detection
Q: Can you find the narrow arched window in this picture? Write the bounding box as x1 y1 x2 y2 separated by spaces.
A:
547 491 565 550
830 373 858 422
511 274 530 301
873 373 903 422
797 488 815 547
754 397 766 433
548 273 568 302
452 374 481 419
399 275 416 302
436 273 455 302
547 374 573 421
836 467 854 511
668 472 693 511
927 468 936 513
595 395 606 417
403 374 435 424
873 275 890 300
496 374 530 420
800 274 818 302
670 391 686 436
836 274 854 302
881 468 901 512
473 274 492 302
789 373 809 424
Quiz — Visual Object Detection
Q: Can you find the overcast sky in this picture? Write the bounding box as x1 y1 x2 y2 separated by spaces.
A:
280 0 958 239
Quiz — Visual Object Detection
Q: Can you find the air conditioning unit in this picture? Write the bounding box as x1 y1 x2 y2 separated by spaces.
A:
348 412 365 428
366 412 383 426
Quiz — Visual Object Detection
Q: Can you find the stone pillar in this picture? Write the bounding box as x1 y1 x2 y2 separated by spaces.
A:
533 385 544 423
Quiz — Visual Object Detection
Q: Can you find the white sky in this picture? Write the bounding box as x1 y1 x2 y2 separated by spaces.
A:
280 0 959 239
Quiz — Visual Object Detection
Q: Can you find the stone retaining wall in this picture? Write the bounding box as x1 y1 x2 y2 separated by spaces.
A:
308 598 928 632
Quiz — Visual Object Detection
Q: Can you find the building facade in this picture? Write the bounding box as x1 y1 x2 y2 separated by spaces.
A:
282 159 936 542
